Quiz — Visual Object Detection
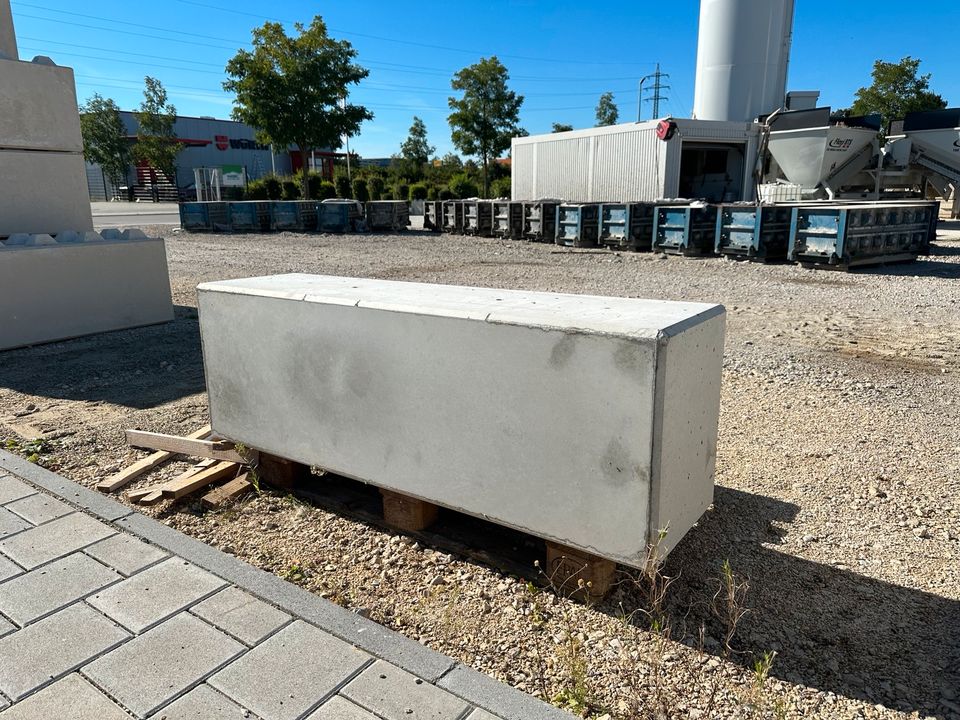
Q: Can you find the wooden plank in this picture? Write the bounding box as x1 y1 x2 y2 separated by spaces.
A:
97 424 212 493
201 474 253 509
160 460 238 500
380 489 438 532
125 429 250 464
127 459 217 504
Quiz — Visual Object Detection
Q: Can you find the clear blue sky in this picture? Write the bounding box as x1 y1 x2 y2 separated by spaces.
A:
10 0 959 158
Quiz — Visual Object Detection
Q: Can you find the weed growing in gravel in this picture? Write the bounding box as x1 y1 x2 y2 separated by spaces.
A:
4 437 53 465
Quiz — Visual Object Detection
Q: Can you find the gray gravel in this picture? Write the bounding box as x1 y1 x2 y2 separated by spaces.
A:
1 221 959 720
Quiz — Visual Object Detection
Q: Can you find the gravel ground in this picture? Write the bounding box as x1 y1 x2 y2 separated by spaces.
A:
2 221 960 719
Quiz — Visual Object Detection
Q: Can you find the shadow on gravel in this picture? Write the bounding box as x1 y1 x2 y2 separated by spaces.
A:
0 305 205 409
853 255 960 279
656 486 960 717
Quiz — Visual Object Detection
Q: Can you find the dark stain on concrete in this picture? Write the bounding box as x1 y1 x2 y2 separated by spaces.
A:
549 334 577 368
600 437 644 488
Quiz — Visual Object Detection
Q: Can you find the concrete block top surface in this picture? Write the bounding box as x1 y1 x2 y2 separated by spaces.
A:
197 274 723 338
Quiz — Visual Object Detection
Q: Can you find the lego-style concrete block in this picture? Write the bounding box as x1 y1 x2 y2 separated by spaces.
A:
198 275 725 565
0 150 93 234
0 236 174 350
0 60 83 151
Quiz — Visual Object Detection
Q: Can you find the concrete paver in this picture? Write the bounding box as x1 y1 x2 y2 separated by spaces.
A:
4 493 72 525
342 660 471 720
82 613 244 718
87 557 227 633
0 603 129 701
0 513 114 569
0 616 14 638
208 620 371 720
83 533 167 577
0 552 121 626
149 683 253 720
190 586 291 645
466 710 502 720
0 674 129 720
307 696 378 720
0 476 34 505
0 508 29 540
0 556 20 583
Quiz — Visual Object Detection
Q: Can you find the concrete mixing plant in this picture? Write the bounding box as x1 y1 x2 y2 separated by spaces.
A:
513 2 958 200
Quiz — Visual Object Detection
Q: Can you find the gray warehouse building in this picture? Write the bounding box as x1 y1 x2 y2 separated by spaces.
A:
85 113 338 201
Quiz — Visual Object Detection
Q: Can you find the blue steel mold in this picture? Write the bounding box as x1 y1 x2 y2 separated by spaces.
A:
555 204 600 248
653 204 718 256
715 204 796 261
599 203 656 252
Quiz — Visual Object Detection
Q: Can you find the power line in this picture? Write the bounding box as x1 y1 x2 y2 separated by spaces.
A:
167 0 655 67
14 5 645 82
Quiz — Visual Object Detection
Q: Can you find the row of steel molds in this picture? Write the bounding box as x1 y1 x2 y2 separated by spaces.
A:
715 203 797 261
227 201 272 232
492 200 525 239
522 200 559 242
788 201 939 268
653 203 719 256
442 200 465 234
555 203 601 248
423 200 443 232
463 199 495 237
598 203 657 252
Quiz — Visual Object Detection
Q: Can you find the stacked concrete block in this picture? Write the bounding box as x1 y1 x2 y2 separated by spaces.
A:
199 274 725 565
0 43 92 235
0 1 174 350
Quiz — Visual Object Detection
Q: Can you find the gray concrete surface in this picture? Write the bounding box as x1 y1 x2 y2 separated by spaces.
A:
0 451 573 720
199 273 725 564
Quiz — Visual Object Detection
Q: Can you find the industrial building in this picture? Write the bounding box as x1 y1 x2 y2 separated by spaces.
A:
85 112 341 201
512 0 959 216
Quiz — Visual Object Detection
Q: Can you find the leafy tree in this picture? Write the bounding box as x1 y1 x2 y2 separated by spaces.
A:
595 92 619 126
448 56 524 197
79 94 131 194
224 17 372 199
399 116 435 167
133 77 180 181
850 57 946 130
552 122 574 133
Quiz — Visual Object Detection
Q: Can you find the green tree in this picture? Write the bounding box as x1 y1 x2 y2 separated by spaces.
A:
849 57 946 130
551 122 574 133
400 116 435 167
448 56 524 197
79 94 131 193
133 77 180 181
595 92 619 126
224 17 372 199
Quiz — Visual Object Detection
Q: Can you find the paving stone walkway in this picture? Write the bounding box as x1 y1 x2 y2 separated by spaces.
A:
0 451 572 720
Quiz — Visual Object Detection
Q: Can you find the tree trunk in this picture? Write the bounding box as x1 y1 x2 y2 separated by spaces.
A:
300 146 310 200
482 152 489 199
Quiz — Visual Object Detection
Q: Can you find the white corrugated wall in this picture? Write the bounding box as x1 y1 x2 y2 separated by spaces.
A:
512 120 759 203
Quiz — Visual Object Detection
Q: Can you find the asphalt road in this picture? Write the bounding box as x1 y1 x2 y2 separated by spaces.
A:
91 202 180 229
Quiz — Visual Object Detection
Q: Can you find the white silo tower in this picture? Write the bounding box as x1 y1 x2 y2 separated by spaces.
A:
693 0 796 122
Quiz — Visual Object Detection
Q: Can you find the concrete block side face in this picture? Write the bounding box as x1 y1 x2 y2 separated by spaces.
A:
200 290 658 565
649 313 726 556
0 61 83 151
0 239 174 351
0 151 93 235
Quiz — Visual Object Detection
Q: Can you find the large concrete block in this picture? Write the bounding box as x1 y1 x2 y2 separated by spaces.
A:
198 275 725 565
0 150 93 234
0 236 174 350
0 60 83 151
